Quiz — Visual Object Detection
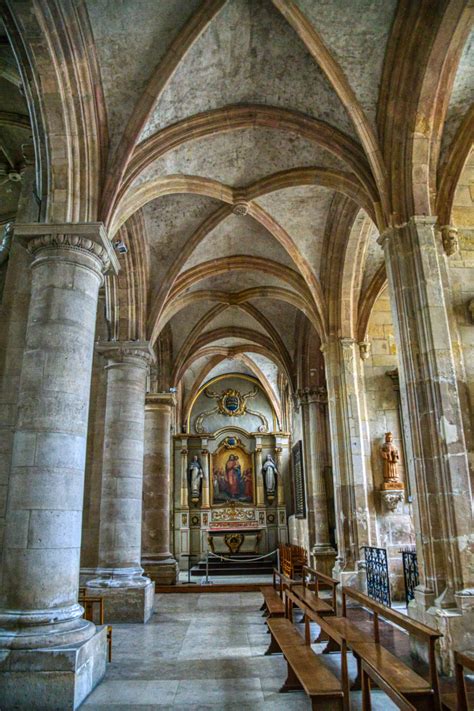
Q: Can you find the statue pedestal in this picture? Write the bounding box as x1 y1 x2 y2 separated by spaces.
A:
380 487 405 513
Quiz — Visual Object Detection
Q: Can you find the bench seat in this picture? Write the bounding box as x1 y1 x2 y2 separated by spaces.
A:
268 618 344 710
351 641 433 707
260 586 285 617
291 585 333 615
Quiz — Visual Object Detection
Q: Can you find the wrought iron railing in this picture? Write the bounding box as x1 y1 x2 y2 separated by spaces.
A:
363 546 391 607
400 546 419 606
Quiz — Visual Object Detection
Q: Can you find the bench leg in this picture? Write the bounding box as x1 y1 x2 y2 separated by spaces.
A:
322 636 340 654
264 632 282 656
351 654 362 690
361 668 371 711
341 640 351 711
314 628 329 644
259 601 266 611
404 693 433 711
280 661 303 693
310 698 344 710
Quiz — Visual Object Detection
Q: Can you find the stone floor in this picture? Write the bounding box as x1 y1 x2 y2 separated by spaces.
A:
82 592 398 709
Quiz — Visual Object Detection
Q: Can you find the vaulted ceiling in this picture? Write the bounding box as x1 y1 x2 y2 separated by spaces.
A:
1 0 472 423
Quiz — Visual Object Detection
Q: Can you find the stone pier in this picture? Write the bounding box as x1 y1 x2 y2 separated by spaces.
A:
142 392 179 586
380 216 474 673
297 388 336 576
0 223 118 709
322 337 374 588
87 342 155 623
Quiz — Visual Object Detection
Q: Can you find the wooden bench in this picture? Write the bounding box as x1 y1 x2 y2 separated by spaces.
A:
314 586 442 711
361 659 416 710
79 593 113 662
442 650 474 711
260 585 285 619
291 566 338 637
267 617 344 709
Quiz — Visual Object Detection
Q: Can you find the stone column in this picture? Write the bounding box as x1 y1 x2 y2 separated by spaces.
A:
180 437 189 508
0 223 118 708
380 216 473 672
141 392 178 586
201 443 210 509
255 442 265 506
87 341 155 623
322 337 374 586
297 388 337 576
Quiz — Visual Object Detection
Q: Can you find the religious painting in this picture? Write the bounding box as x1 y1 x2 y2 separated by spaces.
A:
211 445 254 505
292 440 306 518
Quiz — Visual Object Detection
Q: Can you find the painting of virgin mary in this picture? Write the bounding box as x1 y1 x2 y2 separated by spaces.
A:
211 446 254 504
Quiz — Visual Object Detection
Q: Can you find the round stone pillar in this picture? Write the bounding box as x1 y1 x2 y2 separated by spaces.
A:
0 224 116 650
141 393 178 585
90 342 153 587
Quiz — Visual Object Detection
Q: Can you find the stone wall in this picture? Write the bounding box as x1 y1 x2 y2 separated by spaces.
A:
364 289 415 600
446 229 474 464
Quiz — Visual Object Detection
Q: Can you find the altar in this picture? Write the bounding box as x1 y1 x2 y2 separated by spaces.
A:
207 527 263 554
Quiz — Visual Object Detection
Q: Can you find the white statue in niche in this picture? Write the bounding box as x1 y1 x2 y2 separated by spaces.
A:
262 454 278 500
189 455 203 502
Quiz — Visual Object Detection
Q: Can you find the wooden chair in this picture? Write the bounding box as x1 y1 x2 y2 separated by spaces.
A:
79 592 112 662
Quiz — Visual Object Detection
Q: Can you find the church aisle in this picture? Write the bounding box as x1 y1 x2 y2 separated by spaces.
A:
82 592 396 710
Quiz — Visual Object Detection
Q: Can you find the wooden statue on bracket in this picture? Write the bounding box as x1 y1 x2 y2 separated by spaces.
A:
380 432 403 489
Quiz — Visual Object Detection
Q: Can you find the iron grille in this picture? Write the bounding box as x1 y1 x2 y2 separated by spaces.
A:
363 546 391 607
400 546 419 606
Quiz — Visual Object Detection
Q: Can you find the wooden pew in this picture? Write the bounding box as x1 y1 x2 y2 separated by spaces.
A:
441 650 474 711
260 585 286 619
291 566 338 633
314 586 442 711
267 616 344 709
79 592 113 662
361 659 416 710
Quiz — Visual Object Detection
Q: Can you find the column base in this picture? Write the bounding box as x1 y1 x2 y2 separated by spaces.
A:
85 580 155 623
142 558 179 586
408 588 474 675
310 545 337 577
0 624 107 710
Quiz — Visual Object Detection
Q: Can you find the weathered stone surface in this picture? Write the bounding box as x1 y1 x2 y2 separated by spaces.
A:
86 582 155 624
0 624 107 710
143 559 179 586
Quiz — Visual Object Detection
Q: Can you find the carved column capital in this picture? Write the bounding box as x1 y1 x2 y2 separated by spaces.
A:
296 386 328 407
14 222 119 276
97 340 155 370
145 392 177 411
